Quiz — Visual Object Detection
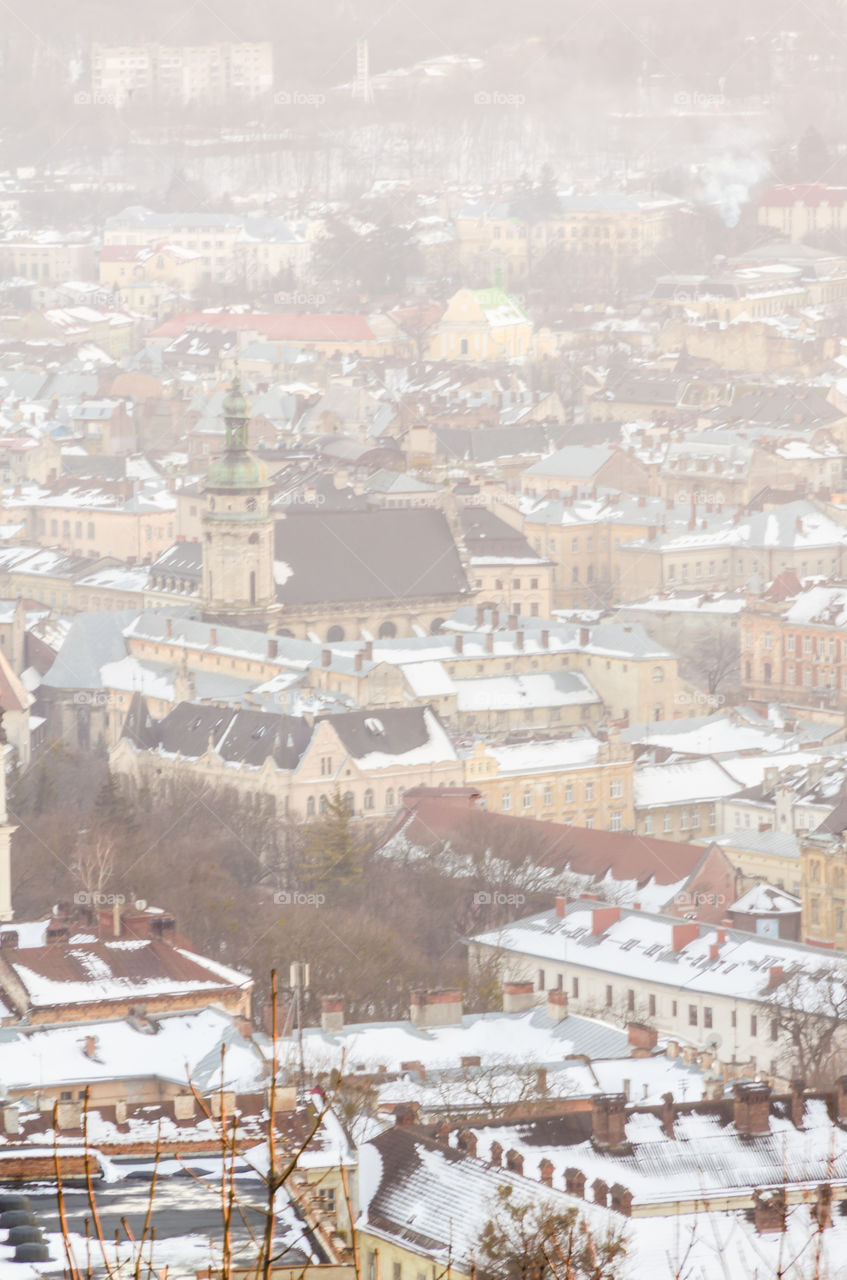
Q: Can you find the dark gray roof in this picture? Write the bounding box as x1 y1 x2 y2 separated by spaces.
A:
321 706 438 760
62 453 127 480
150 541 203 578
146 703 311 769
273 509 470 604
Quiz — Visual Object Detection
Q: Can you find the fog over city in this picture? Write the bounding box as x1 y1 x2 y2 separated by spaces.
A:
2 2 847 1278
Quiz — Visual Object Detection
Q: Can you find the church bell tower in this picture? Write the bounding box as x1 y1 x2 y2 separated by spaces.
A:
201 375 280 630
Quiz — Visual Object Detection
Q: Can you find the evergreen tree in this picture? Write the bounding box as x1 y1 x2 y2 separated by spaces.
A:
301 789 363 892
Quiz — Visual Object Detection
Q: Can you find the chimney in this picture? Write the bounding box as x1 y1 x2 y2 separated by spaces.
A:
767 965 785 989
491 610 500 629
627 1022 658 1053
665 1040 679 1059
836 1075 847 1124
409 988 463 1028
555 894 567 917
648 526 657 541
268 637 278 660
813 1184 833 1230
539 1158 554 1188
591 1094 627 1149
502 980 536 1013
733 1081 771 1136
166 617 173 638
564 1167 586 1197
394 1102 421 1128
753 1188 787 1235
610 1184 633 1217
579 626 590 647
516 630 524 650
508 613 518 629
112 903 121 938
540 629 549 648
547 989 568 1024
592 906 621 935
489 1140 503 1168
505 1149 524 1175
83 1035 99 1060
354 652 363 672
456 1130 477 1158
790 1078 806 1129
322 648 331 667
671 922 700 952
593 1178 609 1206
485 632 494 653
476 605 485 627
320 995 344 1034
210 628 217 646
708 944 721 962
454 633 463 654
536 1066 547 1094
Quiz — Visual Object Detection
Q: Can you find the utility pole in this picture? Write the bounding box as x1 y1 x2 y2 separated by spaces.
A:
290 960 310 1100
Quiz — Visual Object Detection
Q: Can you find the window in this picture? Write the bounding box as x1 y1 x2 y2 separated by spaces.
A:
704 1007 713 1029
644 814 653 834
663 813 672 833
770 1020 778 1042
750 1015 758 1037
537 969 545 990
564 784 574 803
502 792 512 811
306 796 315 818
671 1001 677 1017
571 976 579 997
627 989 635 1011
689 1005 698 1026
585 781 595 802
652 666 664 683
364 789 374 810
87 520 95 539
610 811 622 832
763 632 772 651
648 994 656 1016
731 1011 737 1028
386 788 395 808
523 789 532 810
543 785 553 806
610 778 623 798
320 756 332 775
605 984 613 1005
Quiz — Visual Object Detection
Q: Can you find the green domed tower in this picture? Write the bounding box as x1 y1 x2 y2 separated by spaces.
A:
201 373 281 629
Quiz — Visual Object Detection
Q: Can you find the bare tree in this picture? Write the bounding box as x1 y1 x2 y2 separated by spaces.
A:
760 964 847 1087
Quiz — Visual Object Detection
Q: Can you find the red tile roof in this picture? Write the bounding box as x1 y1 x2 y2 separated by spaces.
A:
148 312 376 342
385 790 705 887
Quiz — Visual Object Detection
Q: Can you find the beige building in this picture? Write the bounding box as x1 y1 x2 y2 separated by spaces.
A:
91 41 273 106
428 288 534 361
465 732 635 830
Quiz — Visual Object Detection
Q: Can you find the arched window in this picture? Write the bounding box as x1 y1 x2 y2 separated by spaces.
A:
249 571 256 605
378 620 397 639
306 796 315 818
430 618 445 635
319 794 328 815
364 788 375 810
327 625 345 642
385 788 395 809
652 666 664 683
343 791 354 812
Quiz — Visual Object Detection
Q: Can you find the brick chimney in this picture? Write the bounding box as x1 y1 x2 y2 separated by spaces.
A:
547 989 568 1024
268 637 278 660
592 906 621 935
320 995 344 1034
813 1183 833 1230
733 1081 771 1136
564 1167 586 1197
363 639 373 660
409 988 463 1028
790 1078 806 1129
539 1158 554 1188
555 894 567 917
610 1184 633 1217
541 629 549 648
516 630 524 650
593 1178 609 1206
627 1022 658 1053
671 922 700 952
767 965 785 989
489 1140 503 1167
454 633 463 654
502 980 536 1013
210 628 217 646
505 1149 524 1175
456 1129 477 1158
354 652 363 672
485 632 494 653
753 1188 787 1234
661 1091 675 1139
579 626 590 646
321 648 331 667
591 1094 627 1149
508 613 518 630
